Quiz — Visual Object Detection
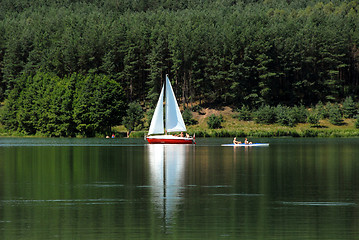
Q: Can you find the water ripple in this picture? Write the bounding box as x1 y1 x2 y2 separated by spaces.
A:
83 184 124 188
280 201 357 207
212 193 264 197
202 185 231 188
0 199 125 206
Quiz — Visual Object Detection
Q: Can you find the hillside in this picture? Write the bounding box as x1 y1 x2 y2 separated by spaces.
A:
115 104 359 138
186 106 358 136
0 0 359 137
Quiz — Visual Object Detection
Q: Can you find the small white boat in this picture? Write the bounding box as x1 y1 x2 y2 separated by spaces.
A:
221 143 269 147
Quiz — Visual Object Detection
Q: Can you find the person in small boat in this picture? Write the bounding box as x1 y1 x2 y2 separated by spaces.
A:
233 137 241 145
244 138 252 144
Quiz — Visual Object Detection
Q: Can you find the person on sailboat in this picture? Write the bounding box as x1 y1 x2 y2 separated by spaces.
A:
233 137 241 145
186 133 190 138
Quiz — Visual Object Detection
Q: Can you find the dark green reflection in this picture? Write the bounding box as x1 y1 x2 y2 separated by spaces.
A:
0 138 358 239
0 146 154 239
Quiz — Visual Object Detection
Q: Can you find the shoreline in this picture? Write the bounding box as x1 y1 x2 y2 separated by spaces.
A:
2 119 359 138
3 127 356 138
2 129 359 138
0 129 359 138
129 128 359 138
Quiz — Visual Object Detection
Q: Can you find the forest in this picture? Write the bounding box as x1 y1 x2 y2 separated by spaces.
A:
0 0 359 136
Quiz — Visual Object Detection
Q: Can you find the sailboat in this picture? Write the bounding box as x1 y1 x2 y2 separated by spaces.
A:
146 75 195 144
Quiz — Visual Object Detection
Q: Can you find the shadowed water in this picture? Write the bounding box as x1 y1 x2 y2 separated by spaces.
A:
0 137 358 239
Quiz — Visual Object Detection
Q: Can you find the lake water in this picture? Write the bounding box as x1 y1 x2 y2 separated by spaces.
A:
0 137 358 239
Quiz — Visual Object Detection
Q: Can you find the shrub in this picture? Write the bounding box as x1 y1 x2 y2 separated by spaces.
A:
182 108 198 125
307 111 320 126
191 105 203 113
342 96 357 118
328 104 343 125
254 105 276 124
207 114 224 129
315 101 328 119
236 105 252 121
302 129 319 137
355 116 359 129
146 108 155 128
292 105 308 123
122 102 144 131
275 105 295 127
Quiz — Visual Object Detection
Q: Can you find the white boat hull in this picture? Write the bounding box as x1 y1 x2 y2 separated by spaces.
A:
221 143 269 147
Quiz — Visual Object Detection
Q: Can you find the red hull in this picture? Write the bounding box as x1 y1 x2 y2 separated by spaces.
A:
146 138 195 144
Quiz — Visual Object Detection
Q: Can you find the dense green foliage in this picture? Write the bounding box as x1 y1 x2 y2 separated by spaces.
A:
254 105 276 124
182 108 198 125
307 111 320 126
328 103 344 125
0 0 359 105
1 72 126 136
355 118 359 128
236 105 252 121
275 105 297 127
253 104 308 126
342 96 357 118
207 114 224 129
0 0 359 136
240 99 358 127
122 102 144 132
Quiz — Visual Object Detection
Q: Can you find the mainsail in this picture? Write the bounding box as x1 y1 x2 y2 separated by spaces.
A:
165 76 187 133
148 75 186 135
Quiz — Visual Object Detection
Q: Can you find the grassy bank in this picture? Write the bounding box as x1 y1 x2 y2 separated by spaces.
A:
185 110 359 137
3 127 359 138
188 126 359 138
119 107 359 138
124 125 359 138
2 107 359 138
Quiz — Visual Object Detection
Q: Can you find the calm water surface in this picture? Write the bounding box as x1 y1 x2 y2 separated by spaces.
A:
0 137 358 239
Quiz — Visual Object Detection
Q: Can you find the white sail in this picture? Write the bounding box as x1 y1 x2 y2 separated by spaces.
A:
148 86 164 135
165 76 187 133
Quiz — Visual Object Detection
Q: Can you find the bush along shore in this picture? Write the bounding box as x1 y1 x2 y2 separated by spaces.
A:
3 126 359 138
2 97 359 138
103 98 359 138
127 97 359 138
111 126 359 138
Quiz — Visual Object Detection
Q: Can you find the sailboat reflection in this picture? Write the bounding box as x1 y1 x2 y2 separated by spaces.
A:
148 144 191 230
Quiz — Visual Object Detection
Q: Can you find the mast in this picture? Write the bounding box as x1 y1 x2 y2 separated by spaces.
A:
164 74 167 135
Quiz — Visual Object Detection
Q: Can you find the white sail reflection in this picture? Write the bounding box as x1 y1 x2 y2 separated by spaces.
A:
148 144 189 228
